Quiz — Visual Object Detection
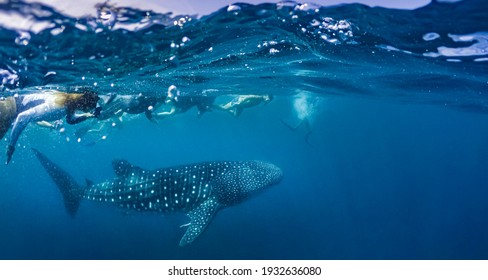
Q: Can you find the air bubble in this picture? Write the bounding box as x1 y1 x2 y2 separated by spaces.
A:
269 48 279 54
337 20 350 29
227 5 241 12
423 32 441 41
177 17 186 27
14 32 30 46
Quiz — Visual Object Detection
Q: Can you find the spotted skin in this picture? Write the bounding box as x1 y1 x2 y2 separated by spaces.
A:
33 149 283 246
85 160 231 212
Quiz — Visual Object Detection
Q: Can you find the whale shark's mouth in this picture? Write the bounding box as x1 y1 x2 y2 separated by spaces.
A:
269 165 283 185
253 161 283 186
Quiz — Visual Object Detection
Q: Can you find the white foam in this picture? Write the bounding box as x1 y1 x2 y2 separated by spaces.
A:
293 92 314 121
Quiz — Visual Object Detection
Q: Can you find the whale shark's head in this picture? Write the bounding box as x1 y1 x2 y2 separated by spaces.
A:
215 160 283 206
248 161 283 188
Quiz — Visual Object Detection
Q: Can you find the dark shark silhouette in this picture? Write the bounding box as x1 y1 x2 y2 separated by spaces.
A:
33 149 283 246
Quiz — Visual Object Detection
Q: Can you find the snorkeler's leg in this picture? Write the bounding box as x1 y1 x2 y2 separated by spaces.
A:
280 119 301 131
6 110 33 164
232 107 243 117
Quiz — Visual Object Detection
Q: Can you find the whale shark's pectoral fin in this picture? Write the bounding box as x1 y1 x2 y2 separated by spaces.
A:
179 196 221 247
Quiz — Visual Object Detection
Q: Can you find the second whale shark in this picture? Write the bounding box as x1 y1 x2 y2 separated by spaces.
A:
33 149 283 246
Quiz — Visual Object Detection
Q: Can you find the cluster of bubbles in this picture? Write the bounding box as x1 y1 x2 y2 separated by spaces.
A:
257 40 298 55
170 36 191 49
92 5 195 32
228 2 355 57
173 16 192 28
283 2 355 44
0 68 19 89
294 91 317 121
309 17 354 44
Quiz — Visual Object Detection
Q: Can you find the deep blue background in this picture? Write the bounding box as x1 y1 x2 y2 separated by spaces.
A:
1 0 488 259
1 95 488 259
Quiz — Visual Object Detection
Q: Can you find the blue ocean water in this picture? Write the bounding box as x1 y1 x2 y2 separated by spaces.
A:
0 0 488 259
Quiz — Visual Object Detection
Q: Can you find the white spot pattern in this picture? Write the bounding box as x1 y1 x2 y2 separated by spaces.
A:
80 161 281 218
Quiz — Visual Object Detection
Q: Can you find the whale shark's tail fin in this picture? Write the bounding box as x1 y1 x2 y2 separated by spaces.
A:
32 148 84 217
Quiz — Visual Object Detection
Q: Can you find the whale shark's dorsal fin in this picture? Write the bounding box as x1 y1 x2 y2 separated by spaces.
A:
179 196 222 246
112 159 145 177
85 179 94 188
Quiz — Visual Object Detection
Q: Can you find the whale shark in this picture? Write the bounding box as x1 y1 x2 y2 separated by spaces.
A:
32 149 283 246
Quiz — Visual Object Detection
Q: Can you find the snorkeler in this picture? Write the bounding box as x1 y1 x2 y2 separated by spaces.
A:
281 92 316 146
156 95 216 117
61 93 165 147
96 93 163 121
214 94 273 117
152 87 216 119
37 93 164 144
4 89 100 164
281 118 313 146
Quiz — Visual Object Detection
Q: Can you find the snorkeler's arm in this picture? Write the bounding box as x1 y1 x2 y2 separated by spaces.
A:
153 106 177 119
37 120 64 130
36 120 55 128
66 111 95 124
